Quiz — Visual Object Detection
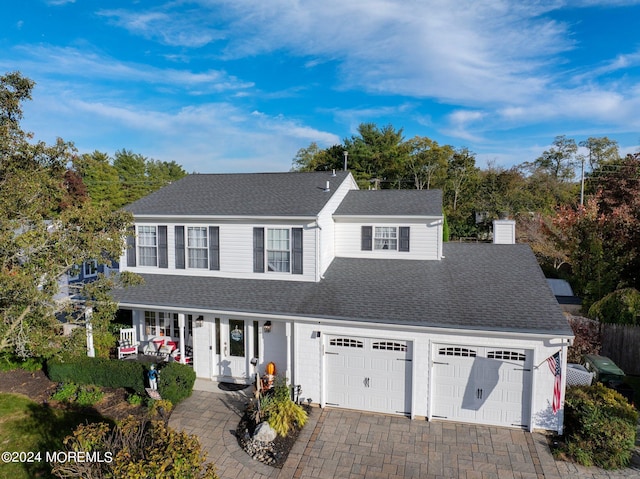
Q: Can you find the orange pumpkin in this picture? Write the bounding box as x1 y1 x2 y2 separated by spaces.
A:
265 361 276 376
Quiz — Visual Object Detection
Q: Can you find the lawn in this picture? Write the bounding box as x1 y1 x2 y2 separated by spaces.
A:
0 393 111 479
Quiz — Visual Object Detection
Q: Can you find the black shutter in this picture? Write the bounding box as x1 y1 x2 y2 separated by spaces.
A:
292 228 303 275
175 226 185 269
126 228 136 267
158 226 168 268
399 227 410 252
253 227 264 273
361 226 373 251
209 226 220 270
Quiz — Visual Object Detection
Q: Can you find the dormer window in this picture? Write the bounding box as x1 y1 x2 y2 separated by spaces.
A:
362 226 410 252
375 227 397 250
138 226 157 266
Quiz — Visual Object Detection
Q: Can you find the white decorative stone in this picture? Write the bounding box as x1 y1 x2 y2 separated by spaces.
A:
253 422 277 442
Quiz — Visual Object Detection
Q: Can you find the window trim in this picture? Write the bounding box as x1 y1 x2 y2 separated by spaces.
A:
362 225 410 252
83 260 98 278
138 225 158 267
186 226 209 269
267 228 291 273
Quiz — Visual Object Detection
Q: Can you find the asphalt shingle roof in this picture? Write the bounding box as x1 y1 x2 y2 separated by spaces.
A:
334 189 443 216
114 243 572 336
124 171 352 217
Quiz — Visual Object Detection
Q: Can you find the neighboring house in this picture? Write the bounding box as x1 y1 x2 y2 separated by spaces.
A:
56 260 118 302
114 171 573 432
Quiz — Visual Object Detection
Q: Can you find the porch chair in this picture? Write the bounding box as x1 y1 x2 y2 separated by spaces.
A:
117 328 139 359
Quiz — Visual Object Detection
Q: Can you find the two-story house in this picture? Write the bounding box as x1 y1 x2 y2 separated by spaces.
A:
114 171 573 432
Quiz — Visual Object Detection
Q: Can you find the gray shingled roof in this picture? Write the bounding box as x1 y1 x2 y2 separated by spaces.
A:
124 171 352 216
114 243 572 336
334 189 443 216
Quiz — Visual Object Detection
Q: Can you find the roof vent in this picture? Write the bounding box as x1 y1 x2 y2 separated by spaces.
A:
324 180 330 192
331 169 336 177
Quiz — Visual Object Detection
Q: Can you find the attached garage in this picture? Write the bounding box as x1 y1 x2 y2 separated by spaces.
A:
324 335 412 416
431 344 533 429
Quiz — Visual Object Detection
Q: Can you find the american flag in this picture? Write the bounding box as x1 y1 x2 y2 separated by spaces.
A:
547 351 562 414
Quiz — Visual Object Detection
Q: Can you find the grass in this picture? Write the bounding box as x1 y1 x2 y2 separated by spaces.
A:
0 393 112 479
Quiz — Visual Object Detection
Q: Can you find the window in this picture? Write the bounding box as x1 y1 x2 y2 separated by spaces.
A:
84 260 98 278
329 338 363 348
187 227 208 269
145 311 157 336
438 347 477 357
375 227 397 250
373 341 407 352
488 351 526 361
68 264 81 281
138 226 157 266
159 312 176 337
267 228 290 272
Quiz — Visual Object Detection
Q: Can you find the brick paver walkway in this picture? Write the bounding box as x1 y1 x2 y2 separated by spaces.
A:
170 388 640 479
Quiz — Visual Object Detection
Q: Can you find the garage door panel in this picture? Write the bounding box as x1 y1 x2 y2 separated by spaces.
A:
326 336 411 416
432 345 531 429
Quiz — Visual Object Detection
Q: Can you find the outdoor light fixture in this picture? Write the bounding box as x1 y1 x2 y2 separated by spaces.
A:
263 321 272 333
195 315 204 328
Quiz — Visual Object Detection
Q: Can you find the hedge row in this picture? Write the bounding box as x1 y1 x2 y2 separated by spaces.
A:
47 357 149 394
46 357 197 405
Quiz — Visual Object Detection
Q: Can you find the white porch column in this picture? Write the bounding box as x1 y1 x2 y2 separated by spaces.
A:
285 321 292 382
178 313 186 364
85 307 95 358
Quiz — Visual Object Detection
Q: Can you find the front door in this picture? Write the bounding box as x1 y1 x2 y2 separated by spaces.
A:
219 319 249 381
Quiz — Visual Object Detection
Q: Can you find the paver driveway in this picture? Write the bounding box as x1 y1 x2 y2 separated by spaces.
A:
169 388 640 479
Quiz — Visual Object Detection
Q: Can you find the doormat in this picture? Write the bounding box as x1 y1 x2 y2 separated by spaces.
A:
218 382 250 392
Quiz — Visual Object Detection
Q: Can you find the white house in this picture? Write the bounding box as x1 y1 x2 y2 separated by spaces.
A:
114 171 573 432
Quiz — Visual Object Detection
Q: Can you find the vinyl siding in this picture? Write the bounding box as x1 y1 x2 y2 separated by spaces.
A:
122 221 318 282
333 218 442 260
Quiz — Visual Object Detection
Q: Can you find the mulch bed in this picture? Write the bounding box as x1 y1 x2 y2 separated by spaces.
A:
0 368 146 421
236 405 311 468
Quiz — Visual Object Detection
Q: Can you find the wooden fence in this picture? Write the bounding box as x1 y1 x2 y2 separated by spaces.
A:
601 323 640 376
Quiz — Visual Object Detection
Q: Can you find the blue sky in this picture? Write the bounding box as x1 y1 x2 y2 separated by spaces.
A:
2 0 640 173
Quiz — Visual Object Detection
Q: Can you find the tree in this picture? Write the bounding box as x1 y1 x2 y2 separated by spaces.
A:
579 136 619 171
404 136 452 190
0 72 134 359
343 123 409 188
525 135 578 182
74 151 125 208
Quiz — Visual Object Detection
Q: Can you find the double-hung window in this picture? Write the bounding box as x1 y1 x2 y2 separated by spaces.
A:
138 226 158 266
375 227 397 250
267 228 290 272
84 260 98 277
187 227 208 269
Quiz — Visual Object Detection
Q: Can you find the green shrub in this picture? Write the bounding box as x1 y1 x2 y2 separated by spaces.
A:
52 383 79 402
588 287 640 325
157 362 196 405
76 385 104 407
561 383 638 469
46 357 150 394
265 399 308 437
259 376 308 437
0 354 43 372
127 393 144 406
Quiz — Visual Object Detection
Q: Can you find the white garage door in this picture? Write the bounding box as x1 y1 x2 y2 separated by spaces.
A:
432 345 532 429
325 336 412 416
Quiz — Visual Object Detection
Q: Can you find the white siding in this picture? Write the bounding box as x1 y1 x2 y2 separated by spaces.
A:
122 220 318 282
334 219 442 260
316 174 359 278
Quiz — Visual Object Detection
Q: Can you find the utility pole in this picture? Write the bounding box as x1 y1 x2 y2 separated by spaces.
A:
580 155 585 207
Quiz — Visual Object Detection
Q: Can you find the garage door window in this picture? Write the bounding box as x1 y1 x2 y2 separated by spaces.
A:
373 341 407 352
329 338 363 348
487 350 526 361
439 347 477 357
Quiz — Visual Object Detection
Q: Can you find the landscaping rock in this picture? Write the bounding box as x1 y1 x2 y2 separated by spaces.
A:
253 421 277 442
